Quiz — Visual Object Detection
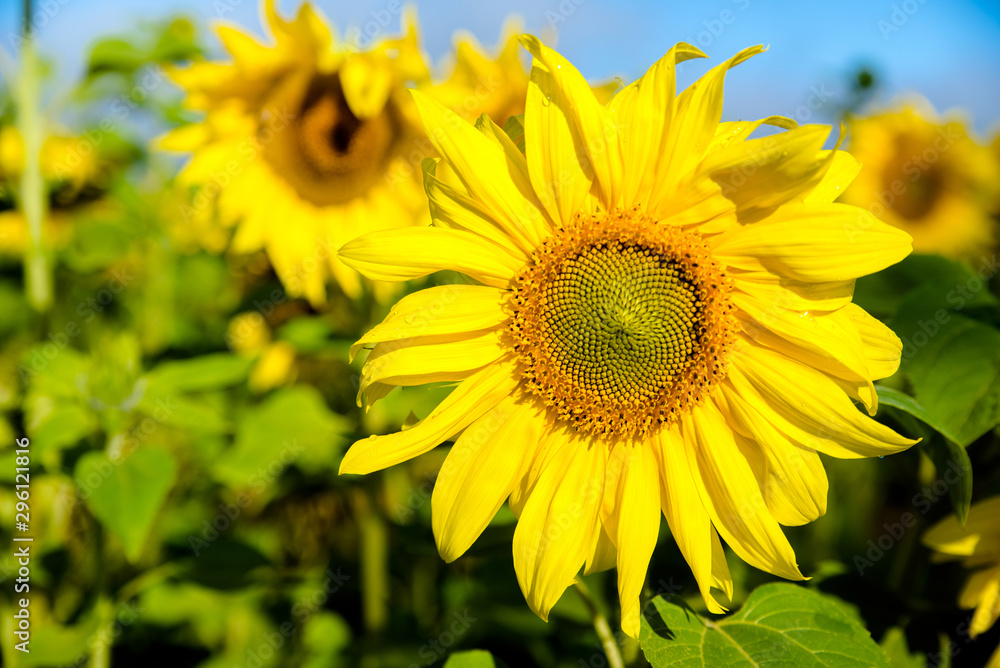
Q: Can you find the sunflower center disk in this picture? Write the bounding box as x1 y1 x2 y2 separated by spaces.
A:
263 73 398 207
506 210 737 438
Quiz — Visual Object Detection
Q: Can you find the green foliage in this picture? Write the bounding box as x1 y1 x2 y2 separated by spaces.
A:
74 448 177 561
444 650 498 667
639 584 891 667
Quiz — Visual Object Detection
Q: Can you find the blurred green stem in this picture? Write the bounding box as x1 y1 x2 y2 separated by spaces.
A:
88 597 113 668
575 581 624 668
16 2 53 311
356 486 388 634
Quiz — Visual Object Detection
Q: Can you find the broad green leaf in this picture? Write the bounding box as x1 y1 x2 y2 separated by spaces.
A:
875 386 963 445
444 650 497 668
892 295 1000 446
74 448 177 562
26 403 98 454
639 583 890 667
214 386 345 487
918 434 973 525
853 254 998 319
144 354 252 393
875 387 972 523
136 390 232 434
879 628 925 668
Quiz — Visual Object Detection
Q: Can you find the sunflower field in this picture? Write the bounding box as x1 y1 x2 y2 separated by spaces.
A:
1 1 1000 666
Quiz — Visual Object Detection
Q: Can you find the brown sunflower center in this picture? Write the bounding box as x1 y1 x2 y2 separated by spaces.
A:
883 133 945 221
505 209 737 438
262 73 399 207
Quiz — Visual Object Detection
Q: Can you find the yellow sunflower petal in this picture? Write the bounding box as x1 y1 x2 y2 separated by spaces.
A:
361 330 504 389
611 42 706 207
734 292 878 410
351 285 506 360
410 89 548 249
605 442 661 638
433 398 544 562
584 525 618 575
524 49 595 226
732 343 915 458
724 388 829 525
845 303 903 380
735 275 856 313
700 124 832 219
340 56 393 120
804 150 862 204
338 227 522 287
686 398 805 581
924 497 1000 557
339 360 518 475
513 427 605 621
971 570 1000 638
519 35 622 209
216 24 269 64
655 425 731 613
713 202 913 283
650 45 765 204
422 158 530 256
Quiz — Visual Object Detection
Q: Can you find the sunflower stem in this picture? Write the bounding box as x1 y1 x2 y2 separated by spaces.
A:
575 581 624 668
16 0 53 312
356 486 389 635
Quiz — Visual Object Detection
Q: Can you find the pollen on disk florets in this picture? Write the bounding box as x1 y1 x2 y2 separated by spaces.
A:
504 208 738 438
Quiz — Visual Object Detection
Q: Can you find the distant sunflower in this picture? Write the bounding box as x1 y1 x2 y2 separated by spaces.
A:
842 102 1000 259
924 497 1000 668
0 126 108 254
160 0 431 304
431 20 619 128
338 38 916 636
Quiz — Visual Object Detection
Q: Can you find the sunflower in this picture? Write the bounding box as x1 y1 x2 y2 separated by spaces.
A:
338 38 916 637
160 0 431 304
923 496 1000 668
0 125 107 255
431 20 620 129
842 102 1000 259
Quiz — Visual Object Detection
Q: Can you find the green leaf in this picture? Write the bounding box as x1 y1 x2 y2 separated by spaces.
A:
26 403 98 454
892 297 1000 446
879 627 925 668
144 354 253 393
88 37 146 75
443 650 496 668
74 448 177 562
301 612 352 668
214 386 346 487
875 386 962 445
276 317 332 354
639 583 890 667
878 386 973 523
853 254 998 319
19 612 100 666
919 435 973 525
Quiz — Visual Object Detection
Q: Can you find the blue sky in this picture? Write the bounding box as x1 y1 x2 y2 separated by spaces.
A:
2 0 999 135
